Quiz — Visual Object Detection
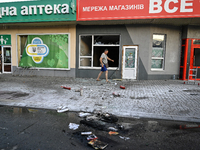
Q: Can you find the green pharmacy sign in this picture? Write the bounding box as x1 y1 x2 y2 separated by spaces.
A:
0 0 76 23
0 35 11 45
19 34 69 69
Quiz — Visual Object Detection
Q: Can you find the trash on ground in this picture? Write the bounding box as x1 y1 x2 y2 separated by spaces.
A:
57 106 69 113
80 89 83 96
119 123 135 130
112 92 120 97
0 127 8 130
108 127 118 131
180 124 200 129
88 139 108 150
109 131 119 135
87 134 98 140
120 86 125 89
69 123 79 130
101 113 118 123
79 112 92 118
115 83 117 85
190 93 198 96
81 112 120 131
75 89 80 92
61 86 71 90
81 119 107 130
86 115 99 121
119 136 130 140
81 132 92 135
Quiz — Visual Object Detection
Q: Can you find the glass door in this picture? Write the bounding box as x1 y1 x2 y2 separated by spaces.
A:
122 46 138 79
2 46 12 73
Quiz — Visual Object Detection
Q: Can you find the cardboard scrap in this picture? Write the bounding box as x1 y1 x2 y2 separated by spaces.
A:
88 139 108 150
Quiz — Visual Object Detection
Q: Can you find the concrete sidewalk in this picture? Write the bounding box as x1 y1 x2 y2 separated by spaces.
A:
0 74 200 122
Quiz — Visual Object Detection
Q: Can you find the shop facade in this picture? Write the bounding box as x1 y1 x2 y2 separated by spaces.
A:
0 0 76 77
1 0 200 80
76 0 200 80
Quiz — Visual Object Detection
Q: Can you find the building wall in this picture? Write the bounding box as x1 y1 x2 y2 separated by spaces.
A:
183 25 200 39
76 25 134 79
0 25 76 77
76 25 182 80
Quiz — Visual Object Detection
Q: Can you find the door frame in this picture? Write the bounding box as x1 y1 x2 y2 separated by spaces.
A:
2 46 12 74
189 39 200 80
122 45 139 80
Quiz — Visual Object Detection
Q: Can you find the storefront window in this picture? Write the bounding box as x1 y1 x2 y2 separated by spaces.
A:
193 40 200 45
151 34 166 70
79 35 120 68
17 34 70 70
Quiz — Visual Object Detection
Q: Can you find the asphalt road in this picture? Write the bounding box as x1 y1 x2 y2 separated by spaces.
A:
0 106 200 150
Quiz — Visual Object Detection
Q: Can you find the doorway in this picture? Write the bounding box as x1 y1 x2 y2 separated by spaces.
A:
1 46 12 73
179 39 200 80
191 48 200 78
122 46 138 79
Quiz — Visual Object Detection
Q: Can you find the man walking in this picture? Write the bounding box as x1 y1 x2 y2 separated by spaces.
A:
96 49 114 83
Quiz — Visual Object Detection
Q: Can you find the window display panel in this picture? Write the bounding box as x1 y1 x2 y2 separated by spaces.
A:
18 34 69 69
80 36 92 56
151 59 163 69
79 35 120 68
80 58 92 67
94 35 120 45
151 34 166 70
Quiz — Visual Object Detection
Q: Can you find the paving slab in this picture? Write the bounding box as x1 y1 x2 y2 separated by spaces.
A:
0 74 200 122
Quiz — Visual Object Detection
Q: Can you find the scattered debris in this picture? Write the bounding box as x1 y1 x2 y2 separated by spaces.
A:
101 113 118 123
190 93 198 96
109 131 119 135
120 86 125 89
70 96 79 100
87 134 98 140
80 89 83 96
69 123 79 130
119 123 134 130
119 136 130 141
81 119 107 130
57 106 69 113
79 112 92 118
180 124 200 129
86 115 99 121
115 83 117 85
169 90 173 92
81 113 120 131
0 127 8 130
88 139 108 150
75 89 80 92
112 92 120 97
61 86 71 90
81 132 92 135
108 127 118 131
